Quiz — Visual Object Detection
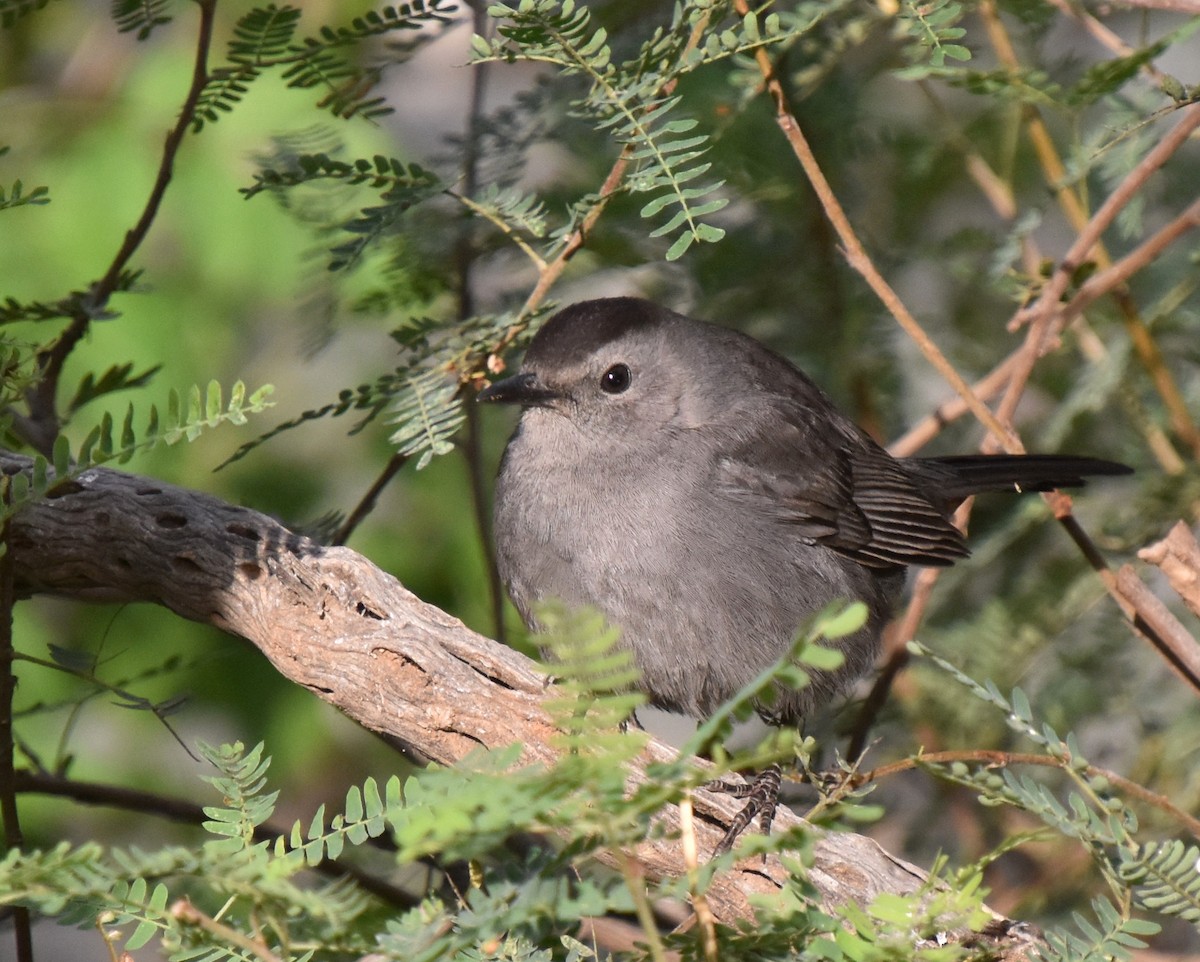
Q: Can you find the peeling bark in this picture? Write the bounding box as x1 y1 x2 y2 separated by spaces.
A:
2 453 1044 957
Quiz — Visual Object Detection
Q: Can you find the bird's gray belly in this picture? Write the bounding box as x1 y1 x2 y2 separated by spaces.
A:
496 461 896 723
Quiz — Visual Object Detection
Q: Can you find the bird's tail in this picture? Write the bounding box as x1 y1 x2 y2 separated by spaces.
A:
916 454 1132 500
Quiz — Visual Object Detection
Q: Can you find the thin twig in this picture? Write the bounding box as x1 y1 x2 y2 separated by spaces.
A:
732 0 1019 452
888 355 1022 458
990 4 1200 454
333 453 409 547
457 5 509 644
981 0 1200 459
847 561 946 760
615 851 671 962
1044 0 1170 86
452 191 547 272
14 769 420 908
1115 565 1200 691
1054 197 1200 332
851 749 1200 840
0 505 31 962
677 793 718 962
486 11 714 366
917 20 1188 474
21 0 219 456
172 899 284 962
463 399 508 643
970 5 1200 684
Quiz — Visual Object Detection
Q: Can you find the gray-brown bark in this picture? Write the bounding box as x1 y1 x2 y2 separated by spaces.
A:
2 452 1042 957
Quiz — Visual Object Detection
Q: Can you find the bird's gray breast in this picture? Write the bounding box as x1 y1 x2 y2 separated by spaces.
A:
493 411 892 721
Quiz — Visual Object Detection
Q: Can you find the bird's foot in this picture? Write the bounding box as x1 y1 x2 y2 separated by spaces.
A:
706 763 782 856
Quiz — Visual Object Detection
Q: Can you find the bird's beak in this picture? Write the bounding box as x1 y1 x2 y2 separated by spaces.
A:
476 371 563 407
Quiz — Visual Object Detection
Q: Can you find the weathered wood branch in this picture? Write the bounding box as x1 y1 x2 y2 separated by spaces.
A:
1140 521 1200 621
3 452 1042 957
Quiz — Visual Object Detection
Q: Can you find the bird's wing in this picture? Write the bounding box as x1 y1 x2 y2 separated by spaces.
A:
712 402 968 569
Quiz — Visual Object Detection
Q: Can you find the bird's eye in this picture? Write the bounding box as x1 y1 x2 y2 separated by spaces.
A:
600 363 632 395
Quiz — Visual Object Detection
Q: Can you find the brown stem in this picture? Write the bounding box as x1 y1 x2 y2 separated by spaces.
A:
990 1 1200 453
853 748 1200 840
887 355 1022 458
488 11 713 366
333 453 409 547
13 769 420 909
732 0 1019 451
1139 521 1200 619
0 450 1012 929
847 564 944 760
172 898 283 962
0 507 31 962
982 1 1200 459
1115 564 1200 691
463 398 507 643
1055 198 1200 340
22 0 219 456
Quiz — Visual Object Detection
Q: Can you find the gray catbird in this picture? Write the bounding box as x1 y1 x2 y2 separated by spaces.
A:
478 296 1130 851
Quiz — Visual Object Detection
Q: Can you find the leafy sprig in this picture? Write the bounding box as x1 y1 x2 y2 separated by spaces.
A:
1120 840 1200 927
2 380 274 519
193 2 457 131
0 0 51 29
111 0 173 41
476 0 731 260
0 179 49 211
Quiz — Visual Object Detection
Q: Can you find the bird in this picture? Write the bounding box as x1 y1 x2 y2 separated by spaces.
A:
477 296 1130 853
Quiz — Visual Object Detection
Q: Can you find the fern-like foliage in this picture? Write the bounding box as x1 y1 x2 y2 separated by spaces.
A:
0 267 142 324
913 648 1143 856
243 152 444 271
535 602 645 743
385 364 462 469
68 361 162 414
893 0 972 78
0 0 50 29
1 380 274 520
217 369 409 469
111 0 173 41
242 150 439 198
194 5 303 130
476 0 727 260
1 742 380 959
227 1 301 62
1036 897 1160 962
278 773 397 866
1120 840 1200 926
219 307 532 471
193 2 457 132
0 295 73 323
0 178 49 210
455 183 550 264
684 601 861 763
475 1 835 260
200 741 279 849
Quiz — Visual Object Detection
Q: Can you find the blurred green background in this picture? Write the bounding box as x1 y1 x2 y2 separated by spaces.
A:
3 0 1200 951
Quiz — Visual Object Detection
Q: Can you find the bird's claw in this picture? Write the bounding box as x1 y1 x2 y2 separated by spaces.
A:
708 763 782 856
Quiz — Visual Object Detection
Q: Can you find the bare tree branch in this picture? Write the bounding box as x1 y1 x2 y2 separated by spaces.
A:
1 451 1042 957
1139 522 1200 621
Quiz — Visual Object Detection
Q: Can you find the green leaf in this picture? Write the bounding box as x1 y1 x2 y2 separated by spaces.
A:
817 601 868 639
798 643 845 671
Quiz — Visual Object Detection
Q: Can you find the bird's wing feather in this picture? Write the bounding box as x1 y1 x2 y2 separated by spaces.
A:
712 397 967 569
